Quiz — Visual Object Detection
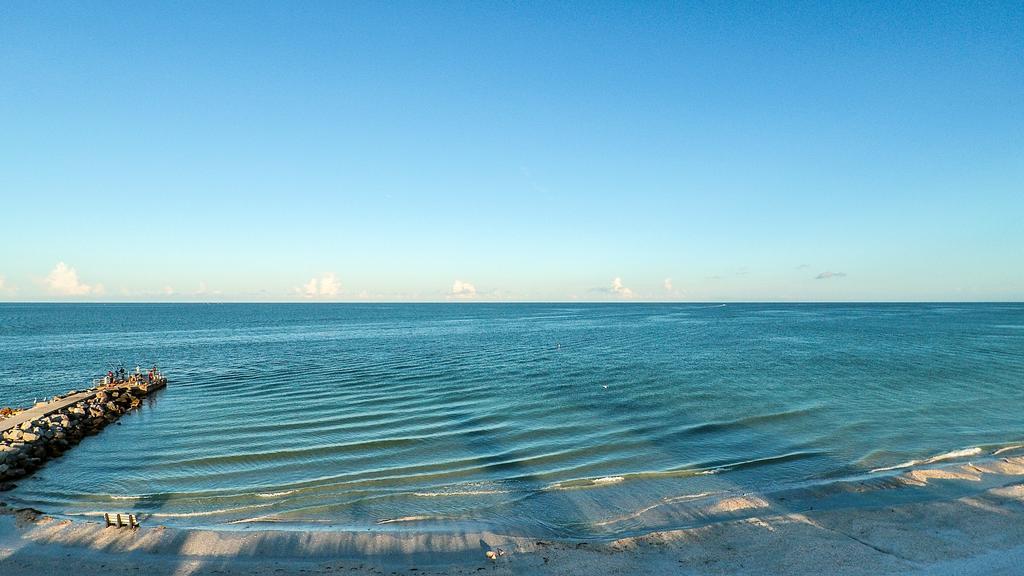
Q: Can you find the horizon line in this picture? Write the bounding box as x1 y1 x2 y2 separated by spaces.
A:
0 300 1021 305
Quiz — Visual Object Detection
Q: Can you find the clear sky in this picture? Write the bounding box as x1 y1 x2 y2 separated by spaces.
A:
1 1 1021 302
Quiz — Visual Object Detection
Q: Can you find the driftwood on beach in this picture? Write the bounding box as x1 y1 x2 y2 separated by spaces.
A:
0 378 167 488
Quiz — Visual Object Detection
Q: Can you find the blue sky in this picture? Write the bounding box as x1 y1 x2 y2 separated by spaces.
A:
1 1 1021 301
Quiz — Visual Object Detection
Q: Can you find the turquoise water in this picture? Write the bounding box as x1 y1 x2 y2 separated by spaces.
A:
0 303 1022 537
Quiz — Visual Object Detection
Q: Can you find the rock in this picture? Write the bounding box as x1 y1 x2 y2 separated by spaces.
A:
0 483 16 491
19 421 33 431
21 433 39 443
0 464 7 474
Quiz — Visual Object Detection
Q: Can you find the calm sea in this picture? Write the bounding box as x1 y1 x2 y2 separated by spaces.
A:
1 303 1022 538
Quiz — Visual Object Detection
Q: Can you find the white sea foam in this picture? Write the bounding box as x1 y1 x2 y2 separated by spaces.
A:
993 445 1023 456
412 489 509 497
256 489 298 498
376 515 445 524
593 491 724 527
870 447 983 474
547 475 627 490
148 503 275 518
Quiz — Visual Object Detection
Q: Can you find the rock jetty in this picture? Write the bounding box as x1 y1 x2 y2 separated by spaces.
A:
0 379 165 489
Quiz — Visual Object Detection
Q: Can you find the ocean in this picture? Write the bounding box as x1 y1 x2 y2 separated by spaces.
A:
0 303 1022 538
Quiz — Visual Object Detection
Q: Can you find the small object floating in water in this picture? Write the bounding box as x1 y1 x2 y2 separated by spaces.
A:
485 550 497 561
602 384 609 389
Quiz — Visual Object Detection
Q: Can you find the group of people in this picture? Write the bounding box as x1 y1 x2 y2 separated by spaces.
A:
101 365 161 387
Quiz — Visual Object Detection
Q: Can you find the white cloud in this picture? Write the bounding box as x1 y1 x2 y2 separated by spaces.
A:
449 279 477 299
319 274 341 296
297 273 341 298
194 281 222 297
610 277 634 298
815 271 847 280
162 286 175 296
662 277 684 299
589 277 637 299
44 262 99 296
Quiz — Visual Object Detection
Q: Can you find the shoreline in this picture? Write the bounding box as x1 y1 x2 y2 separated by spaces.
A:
3 461 1024 575
6 445 1023 535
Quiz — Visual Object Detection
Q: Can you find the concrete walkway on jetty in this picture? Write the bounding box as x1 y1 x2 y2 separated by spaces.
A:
1 379 167 436
0 390 100 434
1 379 167 486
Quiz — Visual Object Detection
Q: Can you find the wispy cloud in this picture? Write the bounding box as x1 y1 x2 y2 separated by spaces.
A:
611 277 634 298
448 279 477 300
44 262 102 296
591 277 635 299
117 285 178 298
194 281 222 297
297 273 341 298
815 271 847 280
663 277 684 298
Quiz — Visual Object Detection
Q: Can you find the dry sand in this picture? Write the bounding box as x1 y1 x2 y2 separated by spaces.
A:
2 465 1024 575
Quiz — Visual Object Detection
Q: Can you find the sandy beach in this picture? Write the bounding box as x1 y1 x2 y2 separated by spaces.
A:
3 459 1024 576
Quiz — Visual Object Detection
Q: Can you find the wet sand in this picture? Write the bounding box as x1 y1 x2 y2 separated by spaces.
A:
2 467 1024 575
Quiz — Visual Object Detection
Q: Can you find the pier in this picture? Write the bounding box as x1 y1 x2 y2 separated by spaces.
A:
0 377 166 488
